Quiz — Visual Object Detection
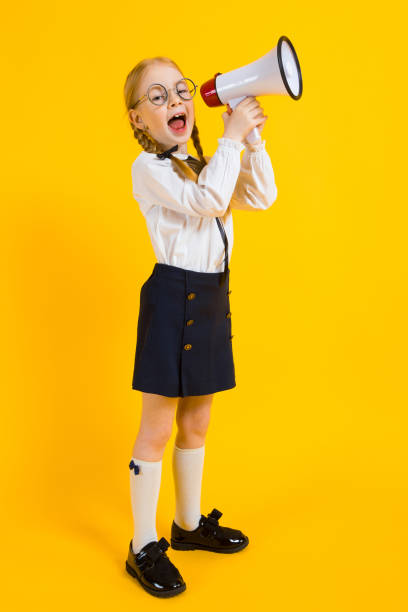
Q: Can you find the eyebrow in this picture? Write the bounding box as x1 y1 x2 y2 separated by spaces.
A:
147 78 184 88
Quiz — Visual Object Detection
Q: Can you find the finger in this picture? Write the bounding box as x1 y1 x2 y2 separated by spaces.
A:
245 98 260 109
238 96 257 106
236 97 251 107
250 103 263 111
256 117 268 127
250 108 266 119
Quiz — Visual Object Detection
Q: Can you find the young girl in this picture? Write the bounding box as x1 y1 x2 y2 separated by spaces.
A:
123 56 277 598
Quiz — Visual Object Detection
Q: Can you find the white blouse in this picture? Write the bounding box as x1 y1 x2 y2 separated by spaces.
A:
131 137 278 273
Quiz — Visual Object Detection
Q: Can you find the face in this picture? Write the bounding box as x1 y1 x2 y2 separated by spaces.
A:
129 63 195 154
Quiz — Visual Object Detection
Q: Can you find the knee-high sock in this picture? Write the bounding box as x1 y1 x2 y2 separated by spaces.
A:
129 457 162 554
172 444 205 531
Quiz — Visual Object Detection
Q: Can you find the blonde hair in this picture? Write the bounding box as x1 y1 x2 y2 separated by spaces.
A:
123 56 208 178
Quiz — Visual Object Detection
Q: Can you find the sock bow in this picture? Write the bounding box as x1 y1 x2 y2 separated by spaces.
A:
129 459 140 475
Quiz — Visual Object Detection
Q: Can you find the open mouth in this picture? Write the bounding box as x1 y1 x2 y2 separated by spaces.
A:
167 113 187 133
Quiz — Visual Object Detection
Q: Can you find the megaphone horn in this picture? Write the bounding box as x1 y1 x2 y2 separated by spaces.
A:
200 36 303 143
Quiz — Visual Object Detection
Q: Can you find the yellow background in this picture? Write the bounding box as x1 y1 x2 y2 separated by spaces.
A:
1 1 407 609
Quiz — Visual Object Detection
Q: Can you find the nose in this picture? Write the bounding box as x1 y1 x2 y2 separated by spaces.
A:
168 88 182 106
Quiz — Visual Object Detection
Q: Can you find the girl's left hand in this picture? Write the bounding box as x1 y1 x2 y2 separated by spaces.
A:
252 114 268 140
226 97 268 144
226 98 268 144
250 97 267 143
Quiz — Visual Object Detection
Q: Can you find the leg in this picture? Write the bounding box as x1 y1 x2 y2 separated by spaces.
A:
175 393 213 448
132 391 178 460
130 392 177 553
172 394 214 530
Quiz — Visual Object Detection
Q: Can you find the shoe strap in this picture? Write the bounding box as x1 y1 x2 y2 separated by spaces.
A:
200 508 223 529
137 537 170 564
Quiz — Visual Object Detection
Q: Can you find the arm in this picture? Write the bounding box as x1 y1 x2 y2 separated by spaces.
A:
132 138 245 218
230 140 278 211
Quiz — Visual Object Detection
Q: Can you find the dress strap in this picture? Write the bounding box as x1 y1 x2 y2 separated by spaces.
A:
184 156 228 282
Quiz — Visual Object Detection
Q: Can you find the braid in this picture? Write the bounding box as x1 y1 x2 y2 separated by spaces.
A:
132 126 162 154
191 122 207 166
131 121 208 173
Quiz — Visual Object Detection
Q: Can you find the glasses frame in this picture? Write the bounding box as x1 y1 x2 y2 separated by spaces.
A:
132 78 198 108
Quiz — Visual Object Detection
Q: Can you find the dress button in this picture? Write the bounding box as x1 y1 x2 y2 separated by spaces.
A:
187 292 196 300
227 290 232 295
229 335 234 340
226 312 231 319
184 343 192 350
186 319 194 326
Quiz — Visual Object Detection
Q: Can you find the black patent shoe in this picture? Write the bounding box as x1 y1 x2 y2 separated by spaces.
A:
125 536 186 598
170 508 249 553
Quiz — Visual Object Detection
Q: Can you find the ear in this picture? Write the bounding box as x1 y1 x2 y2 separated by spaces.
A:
129 109 145 131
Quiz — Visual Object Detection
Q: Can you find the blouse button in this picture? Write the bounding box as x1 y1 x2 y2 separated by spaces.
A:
186 319 194 326
184 343 192 351
227 290 232 295
187 292 196 300
226 312 231 319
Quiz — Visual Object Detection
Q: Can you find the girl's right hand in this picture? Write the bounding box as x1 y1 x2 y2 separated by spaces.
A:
221 96 266 144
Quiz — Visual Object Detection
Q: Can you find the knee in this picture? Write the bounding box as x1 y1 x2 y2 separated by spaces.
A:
138 423 173 453
177 410 210 439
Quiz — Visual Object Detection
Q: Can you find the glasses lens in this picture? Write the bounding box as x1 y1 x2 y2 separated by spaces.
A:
176 78 196 100
147 84 167 106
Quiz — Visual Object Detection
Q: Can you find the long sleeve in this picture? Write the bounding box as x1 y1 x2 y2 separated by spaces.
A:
230 140 278 211
132 138 245 218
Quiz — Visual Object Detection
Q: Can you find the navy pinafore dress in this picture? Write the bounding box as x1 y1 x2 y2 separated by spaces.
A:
131 152 235 398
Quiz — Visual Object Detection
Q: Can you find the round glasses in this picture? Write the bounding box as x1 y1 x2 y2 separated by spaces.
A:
133 78 197 107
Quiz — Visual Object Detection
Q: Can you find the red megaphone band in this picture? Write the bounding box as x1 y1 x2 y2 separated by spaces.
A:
200 73 223 107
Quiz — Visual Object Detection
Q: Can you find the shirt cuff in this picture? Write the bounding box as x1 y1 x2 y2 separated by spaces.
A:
244 139 266 152
217 137 245 153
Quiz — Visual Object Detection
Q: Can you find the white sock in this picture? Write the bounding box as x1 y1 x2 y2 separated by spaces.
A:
129 457 162 554
172 444 205 531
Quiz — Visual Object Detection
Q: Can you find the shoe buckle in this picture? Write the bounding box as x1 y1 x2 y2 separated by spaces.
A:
200 508 223 532
157 536 170 553
137 537 170 567
207 508 222 525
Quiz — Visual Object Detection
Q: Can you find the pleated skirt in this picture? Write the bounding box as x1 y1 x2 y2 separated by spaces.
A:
131 262 235 397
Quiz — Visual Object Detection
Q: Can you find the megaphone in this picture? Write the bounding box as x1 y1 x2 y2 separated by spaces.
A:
200 36 303 144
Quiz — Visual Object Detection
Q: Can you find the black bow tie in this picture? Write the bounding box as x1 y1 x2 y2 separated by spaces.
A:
156 144 179 159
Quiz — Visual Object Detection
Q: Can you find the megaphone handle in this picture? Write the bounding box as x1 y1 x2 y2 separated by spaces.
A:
227 96 261 145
